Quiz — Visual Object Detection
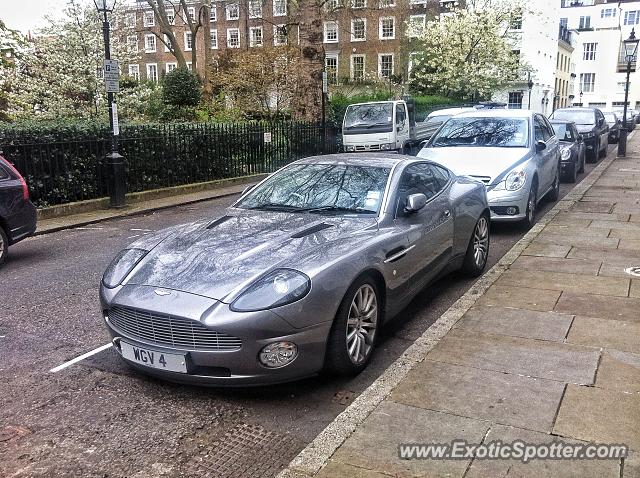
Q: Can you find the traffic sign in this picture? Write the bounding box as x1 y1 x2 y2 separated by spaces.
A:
104 59 119 93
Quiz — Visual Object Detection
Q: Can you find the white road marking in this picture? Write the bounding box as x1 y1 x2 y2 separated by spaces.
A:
50 343 113 373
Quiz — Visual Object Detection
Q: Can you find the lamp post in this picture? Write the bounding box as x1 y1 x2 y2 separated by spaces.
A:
579 91 583 106
94 0 125 207
527 73 534 110
619 28 639 158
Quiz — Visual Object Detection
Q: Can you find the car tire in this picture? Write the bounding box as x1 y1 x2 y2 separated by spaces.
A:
461 214 490 277
548 166 561 202
0 227 8 266
564 161 577 183
521 181 538 230
578 151 585 174
599 140 608 158
324 275 380 376
587 139 599 163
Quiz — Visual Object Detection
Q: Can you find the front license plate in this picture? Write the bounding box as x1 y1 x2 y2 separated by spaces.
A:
120 341 187 374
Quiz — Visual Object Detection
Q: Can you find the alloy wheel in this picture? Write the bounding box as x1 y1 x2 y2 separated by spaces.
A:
473 217 489 269
346 284 378 364
527 187 536 224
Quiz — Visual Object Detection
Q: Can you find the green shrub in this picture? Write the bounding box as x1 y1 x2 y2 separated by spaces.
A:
162 67 202 107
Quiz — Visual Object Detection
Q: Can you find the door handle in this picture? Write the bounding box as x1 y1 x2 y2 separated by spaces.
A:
384 245 416 264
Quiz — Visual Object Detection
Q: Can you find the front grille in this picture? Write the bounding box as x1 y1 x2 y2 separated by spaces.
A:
355 144 381 151
108 306 242 351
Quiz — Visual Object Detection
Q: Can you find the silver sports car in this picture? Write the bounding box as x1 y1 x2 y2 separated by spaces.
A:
100 154 490 386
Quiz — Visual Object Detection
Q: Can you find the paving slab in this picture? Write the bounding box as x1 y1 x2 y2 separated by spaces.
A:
426 329 599 384
551 217 593 227
330 400 489 478
595 351 640 394
522 242 571 258
390 360 565 433
568 247 640 263
475 285 561 311
543 225 612 237
556 212 630 222
631 280 640 298
465 424 621 478
553 385 640 451
571 201 615 213
316 461 392 478
495 270 630 297
555 291 640 322
567 316 640 355
609 228 640 239
599 262 640 278
619 239 640 251
535 234 620 250
454 305 573 342
510 256 601 275
624 450 640 478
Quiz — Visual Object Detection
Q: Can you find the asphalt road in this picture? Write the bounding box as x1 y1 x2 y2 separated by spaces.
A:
0 147 612 478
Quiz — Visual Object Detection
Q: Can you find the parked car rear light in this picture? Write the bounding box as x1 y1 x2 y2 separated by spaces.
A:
1 157 29 200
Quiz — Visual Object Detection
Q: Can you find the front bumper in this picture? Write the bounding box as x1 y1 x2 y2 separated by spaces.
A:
486 188 529 222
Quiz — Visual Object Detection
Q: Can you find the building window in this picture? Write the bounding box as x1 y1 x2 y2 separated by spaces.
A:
324 21 339 43
166 62 177 73
227 28 240 48
560 17 568 28
625 10 640 25
165 8 175 25
510 10 523 30
143 11 155 27
210 29 218 49
408 15 426 36
351 19 366 41
210 3 217 21
352 0 366 8
144 34 156 52
187 62 193 71
248 0 262 18
583 42 597 61
351 54 365 81
184 32 194 51
274 25 287 45
249 26 263 46
409 0 427 4
128 64 140 80
226 3 240 20
125 13 136 28
146 63 158 82
187 7 196 22
508 92 523 109
273 0 287 16
379 0 395 7
580 73 595 93
379 53 393 78
379 17 395 40
601 8 616 18
325 55 338 84
127 35 138 52
325 0 340 10
578 16 591 29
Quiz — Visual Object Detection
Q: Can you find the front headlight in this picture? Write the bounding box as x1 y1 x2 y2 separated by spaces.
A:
230 269 311 312
561 148 572 160
504 170 527 191
102 248 149 289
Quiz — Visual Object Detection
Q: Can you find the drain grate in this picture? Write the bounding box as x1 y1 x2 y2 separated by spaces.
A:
624 267 640 277
182 423 301 478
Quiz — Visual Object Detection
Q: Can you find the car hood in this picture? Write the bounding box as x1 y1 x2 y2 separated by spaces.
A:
418 147 530 184
575 124 597 134
123 210 378 301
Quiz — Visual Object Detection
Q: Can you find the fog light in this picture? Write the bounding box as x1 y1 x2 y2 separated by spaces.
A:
259 341 298 368
506 207 517 215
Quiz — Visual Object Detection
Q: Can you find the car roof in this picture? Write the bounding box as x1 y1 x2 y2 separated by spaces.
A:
295 153 411 169
427 107 475 117
550 119 577 124
553 107 598 112
454 109 534 119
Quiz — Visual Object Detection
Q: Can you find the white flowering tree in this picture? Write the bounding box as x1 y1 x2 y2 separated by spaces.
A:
408 0 531 100
0 20 28 120
6 0 151 121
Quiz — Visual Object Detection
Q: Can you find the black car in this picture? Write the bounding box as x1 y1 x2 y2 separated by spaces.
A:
0 155 37 265
549 107 609 163
603 111 623 143
550 121 586 183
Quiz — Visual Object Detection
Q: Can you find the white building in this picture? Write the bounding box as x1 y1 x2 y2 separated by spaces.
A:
560 0 640 111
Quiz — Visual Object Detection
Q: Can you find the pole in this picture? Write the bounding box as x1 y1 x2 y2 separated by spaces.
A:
321 70 327 155
619 59 632 157
527 72 532 110
102 12 125 207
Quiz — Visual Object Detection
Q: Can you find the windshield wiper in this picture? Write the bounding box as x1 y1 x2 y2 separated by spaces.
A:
366 122 391 128
306 205 376 214
246 203 307 212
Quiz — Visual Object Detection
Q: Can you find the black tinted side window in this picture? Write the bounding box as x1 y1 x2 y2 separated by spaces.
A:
0 165 8 180
542 116 555 138
534 117 546 142
396 163 447 215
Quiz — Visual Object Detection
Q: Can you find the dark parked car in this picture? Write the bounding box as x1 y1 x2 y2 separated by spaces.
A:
550 121 586 183
549 107 609 163
0 155 37 265
602 111 623 143
614 109 637 132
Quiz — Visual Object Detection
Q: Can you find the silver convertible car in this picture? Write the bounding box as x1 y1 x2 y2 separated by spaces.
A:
100 154 489 386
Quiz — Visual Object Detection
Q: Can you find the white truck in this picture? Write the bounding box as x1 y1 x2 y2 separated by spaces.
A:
342 97 431 154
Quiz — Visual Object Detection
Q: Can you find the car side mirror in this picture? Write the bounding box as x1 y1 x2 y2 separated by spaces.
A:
405 193 427 213
241 185 255 196
536 140 547 152
419 140 428 149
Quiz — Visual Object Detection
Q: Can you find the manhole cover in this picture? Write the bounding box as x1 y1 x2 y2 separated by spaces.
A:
624 267 640 277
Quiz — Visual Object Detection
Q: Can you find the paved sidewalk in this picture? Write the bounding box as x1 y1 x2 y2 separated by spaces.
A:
282 140 640 477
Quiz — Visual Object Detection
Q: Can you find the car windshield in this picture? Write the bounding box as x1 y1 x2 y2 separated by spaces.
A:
235 163 391 214
551 110 595 125
552 123 576 142
344 103 393 129
430 117 529 148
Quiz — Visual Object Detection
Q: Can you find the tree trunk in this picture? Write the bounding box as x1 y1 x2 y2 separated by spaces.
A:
291 0 324 122
146 0 187 68
202 5 213 102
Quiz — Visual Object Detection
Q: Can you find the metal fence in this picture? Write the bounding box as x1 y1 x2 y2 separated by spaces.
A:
0 121 340 207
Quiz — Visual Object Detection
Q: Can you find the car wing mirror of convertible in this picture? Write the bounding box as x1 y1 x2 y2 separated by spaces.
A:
405 193 428 213
535 140 547 152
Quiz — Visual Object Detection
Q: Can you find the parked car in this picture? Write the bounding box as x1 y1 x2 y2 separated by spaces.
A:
550 121 586 183
422 107 476 141
602 111 623 143
0 155 37 265
418 110 560 229
100 154 490 386
613 109 636 132
549 107 609 163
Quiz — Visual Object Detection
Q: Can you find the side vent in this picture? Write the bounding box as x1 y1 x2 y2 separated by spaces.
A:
206 216 233 229
291 223 334 239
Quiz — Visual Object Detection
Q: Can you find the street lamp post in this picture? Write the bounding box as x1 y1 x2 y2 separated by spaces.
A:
619 28 639 158
527 73 534 110
94 0 125 207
